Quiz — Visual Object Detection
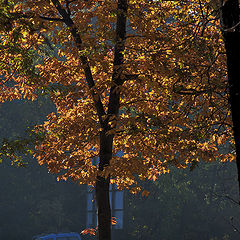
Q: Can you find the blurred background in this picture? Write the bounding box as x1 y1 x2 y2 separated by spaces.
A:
1 98 240 240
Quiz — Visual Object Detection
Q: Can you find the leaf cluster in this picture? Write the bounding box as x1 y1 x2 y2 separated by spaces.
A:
0 0 234 191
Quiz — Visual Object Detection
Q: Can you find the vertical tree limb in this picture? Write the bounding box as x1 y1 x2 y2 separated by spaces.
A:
96 1 128 240
49 1 128 239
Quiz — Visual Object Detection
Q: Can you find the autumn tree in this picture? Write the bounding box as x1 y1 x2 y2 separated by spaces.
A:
0 1 233 240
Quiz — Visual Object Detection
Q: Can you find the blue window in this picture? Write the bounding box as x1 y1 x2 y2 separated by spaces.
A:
86 184 124 229
86 185 97 228
110 184 124 229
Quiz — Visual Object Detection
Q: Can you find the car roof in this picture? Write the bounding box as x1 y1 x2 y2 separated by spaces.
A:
33 232 80 239
56 233 80 236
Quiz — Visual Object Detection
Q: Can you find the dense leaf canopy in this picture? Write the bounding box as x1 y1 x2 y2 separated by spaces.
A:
0 0 233 191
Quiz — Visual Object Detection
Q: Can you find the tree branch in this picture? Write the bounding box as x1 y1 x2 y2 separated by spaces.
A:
39 15 64 22
50 0 106 126
107 0 128 119
222 20 240 32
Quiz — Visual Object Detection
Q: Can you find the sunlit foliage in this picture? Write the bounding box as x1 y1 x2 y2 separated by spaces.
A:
0 0 232 192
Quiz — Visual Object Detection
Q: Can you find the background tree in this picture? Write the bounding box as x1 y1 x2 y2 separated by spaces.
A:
0 99 239 240
0 99 86 240
126 162 239 240
0 1 234 240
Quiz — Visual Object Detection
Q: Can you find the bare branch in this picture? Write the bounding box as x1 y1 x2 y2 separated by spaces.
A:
222 20 240 32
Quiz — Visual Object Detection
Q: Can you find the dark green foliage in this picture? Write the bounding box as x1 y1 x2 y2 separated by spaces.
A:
125 163 240 240
0 98 86 240
0 159 86 240
0 97 54 165
0 69 239 240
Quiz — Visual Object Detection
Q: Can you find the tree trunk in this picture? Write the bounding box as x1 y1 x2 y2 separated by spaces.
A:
221 0 240 197
96 175 111 240
96 132 113 240
34 1 127 239
95 1 128 240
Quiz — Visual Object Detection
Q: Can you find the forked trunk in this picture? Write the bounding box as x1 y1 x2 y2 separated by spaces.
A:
95 1 128 239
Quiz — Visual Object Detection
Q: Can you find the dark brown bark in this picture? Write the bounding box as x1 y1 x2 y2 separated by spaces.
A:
49 1 128 239
96 1 128 240
96 132 113 240
221 0 240 198
50 0 106 126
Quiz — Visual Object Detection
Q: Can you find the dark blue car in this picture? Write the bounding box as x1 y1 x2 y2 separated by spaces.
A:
32 232 81 240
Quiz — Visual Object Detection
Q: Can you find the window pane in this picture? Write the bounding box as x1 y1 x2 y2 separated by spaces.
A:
92 157 99 166
114 191 123 209
87 185 93 192
109 191 112 208
116 151 124 157
87 212 93 226
57 238 79 240
112 210 123 229
87 193 93 211
94 213 98 226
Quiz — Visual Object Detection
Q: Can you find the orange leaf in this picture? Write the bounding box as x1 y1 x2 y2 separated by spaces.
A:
141 190 150 197
81 228 96 236
111 217 117 225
